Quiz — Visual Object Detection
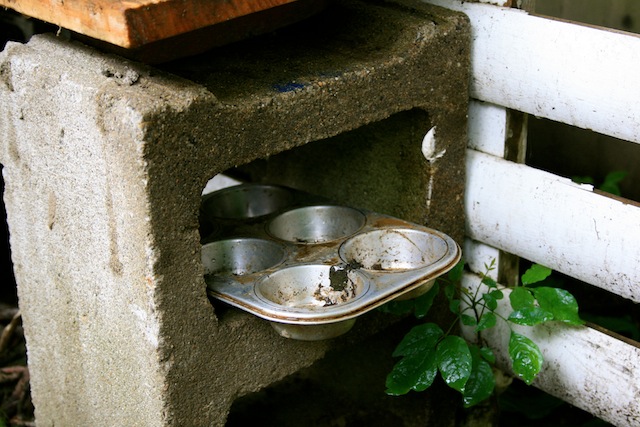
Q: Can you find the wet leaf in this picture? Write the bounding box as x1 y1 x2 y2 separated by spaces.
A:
437 336 472 392
509 287 535 311
533 287 584 326
476 312 497 332
387 323 442 395
521 264 552 286
462 347 496 407
392 323 443 357
386 349 439 395
509 332 543 385
509 307 554 326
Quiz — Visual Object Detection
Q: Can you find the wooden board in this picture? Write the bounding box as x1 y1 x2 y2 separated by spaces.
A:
0 0 300 48
425 0 640 144
461 273 640 427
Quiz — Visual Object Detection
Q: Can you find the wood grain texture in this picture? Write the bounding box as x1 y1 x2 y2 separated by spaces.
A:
0 0 299 47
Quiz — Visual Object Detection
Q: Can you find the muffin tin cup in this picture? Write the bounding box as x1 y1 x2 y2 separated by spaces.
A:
202 183 294 219
201 184 461 340
267 205 366 244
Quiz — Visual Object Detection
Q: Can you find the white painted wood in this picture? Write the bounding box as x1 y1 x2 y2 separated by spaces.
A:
424 0 640 144
467 101 507 157
461 273 640 427
466 149 640 302
476 0 509 6
463 239 500 281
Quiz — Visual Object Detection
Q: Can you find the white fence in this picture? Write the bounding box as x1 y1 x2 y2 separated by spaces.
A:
425 1 640 425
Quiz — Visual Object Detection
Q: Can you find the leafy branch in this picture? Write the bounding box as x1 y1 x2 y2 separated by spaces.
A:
383 259 584 407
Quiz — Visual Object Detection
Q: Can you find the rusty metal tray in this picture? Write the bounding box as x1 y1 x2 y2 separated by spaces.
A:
200 183 460 340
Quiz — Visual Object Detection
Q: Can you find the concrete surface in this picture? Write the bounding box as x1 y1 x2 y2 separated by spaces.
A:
0 0 469 425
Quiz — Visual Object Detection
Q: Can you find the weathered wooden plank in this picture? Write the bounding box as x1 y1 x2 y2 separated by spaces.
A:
425 0 640 144
461 273 640 427
0 0 299 48
466 149 640 302
468 101 507 158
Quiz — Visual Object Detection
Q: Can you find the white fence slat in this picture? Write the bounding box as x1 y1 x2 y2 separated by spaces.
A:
466 149 640 302
467 101 507 157
461 273 640 427
424 0 640 144
463 238 500 281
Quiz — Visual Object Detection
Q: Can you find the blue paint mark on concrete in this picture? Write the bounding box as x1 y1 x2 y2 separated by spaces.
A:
273 82 305 92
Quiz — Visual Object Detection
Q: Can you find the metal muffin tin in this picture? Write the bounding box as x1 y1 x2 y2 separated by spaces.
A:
200 183 461 341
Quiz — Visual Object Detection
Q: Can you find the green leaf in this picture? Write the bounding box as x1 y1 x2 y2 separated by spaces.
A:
599 170 627 196
482 292 499 311
449 298 461 315
521 264 552 286
481 276 497 288
462 348 496 407
508 332 543 385
378 298 415 316
447 259 465 283
476 312 497 332
378 283 440 318
436 336 472 392
479 347 496 364
484 259 497 272
509 287 535 311
386 350 438 395
386 323 443 395
489 289 504 300
392 323 443 357
532 287 584 326
444 283 456 302
461 314 477 327
509 307 554 326
414 282 440 319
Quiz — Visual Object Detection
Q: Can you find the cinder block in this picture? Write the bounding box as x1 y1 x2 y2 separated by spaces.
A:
0 1 469 425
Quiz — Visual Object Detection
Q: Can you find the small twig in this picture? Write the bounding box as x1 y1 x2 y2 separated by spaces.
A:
0 310 21 354
0 366 26 384
0 306 19 323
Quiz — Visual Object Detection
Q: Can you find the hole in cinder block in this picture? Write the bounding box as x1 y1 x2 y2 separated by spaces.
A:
200 108 433 238
199 109 434 246
200 110 436 320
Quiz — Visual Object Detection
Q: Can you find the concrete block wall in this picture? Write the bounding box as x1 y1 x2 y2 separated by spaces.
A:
0 1 469 425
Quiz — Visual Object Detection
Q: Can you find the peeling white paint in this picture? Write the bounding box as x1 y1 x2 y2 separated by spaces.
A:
421 127 446 162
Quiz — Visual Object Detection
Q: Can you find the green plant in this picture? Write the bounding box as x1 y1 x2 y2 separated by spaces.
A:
383 259 584 407
572 170 628 196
